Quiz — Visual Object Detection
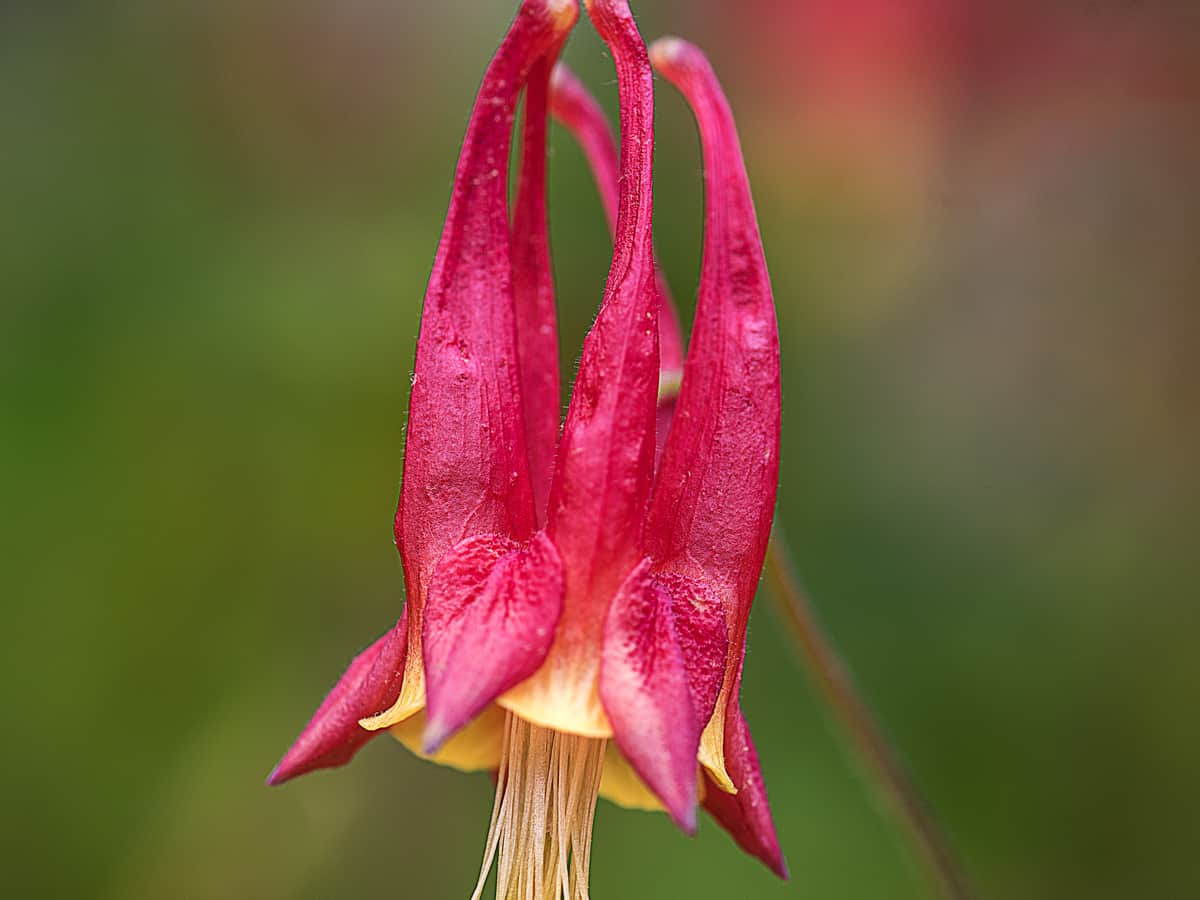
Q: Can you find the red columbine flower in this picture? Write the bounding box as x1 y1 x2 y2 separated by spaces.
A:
269 0 784 892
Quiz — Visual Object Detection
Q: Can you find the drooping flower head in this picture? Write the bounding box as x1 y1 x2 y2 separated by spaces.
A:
270 0 785 893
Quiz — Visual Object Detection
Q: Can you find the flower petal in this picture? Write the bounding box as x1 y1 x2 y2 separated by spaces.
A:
702 701 789 880
599 561 725 832
512 50 566 523
501 0 658 737
647 37 782 791
422 531 564 751
375 0 578 729
598 742 670 812
391 704 506 773
655 571 727 727
266 614 408 786
600 561 697 832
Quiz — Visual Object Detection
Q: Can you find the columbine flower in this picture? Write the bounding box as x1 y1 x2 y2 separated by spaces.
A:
269 0 785 893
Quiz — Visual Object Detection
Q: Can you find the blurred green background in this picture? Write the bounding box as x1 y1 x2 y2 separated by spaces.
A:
4 1 1198 897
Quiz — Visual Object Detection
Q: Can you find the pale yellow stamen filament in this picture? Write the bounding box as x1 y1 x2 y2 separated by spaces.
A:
472 712 606 900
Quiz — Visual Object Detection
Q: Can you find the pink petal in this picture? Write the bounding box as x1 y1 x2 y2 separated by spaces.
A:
267 614 408 786
653 394 678 473
702 701 789 879
646 36 781 723
549 61 686 378
422 531 564 751
522 0 659 723
599 562 695 832
512 50 566 523
600 561 726 833
396 0 577 662
654 571 727 727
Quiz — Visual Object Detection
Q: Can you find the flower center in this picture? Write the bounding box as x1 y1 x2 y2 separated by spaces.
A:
472 712 607 900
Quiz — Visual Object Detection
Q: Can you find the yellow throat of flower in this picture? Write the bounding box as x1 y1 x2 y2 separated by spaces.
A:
473 712 607 900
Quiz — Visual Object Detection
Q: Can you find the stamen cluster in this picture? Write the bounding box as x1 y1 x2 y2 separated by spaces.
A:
474 714 605 900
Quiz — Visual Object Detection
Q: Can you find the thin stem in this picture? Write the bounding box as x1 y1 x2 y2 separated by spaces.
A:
763 533 978 900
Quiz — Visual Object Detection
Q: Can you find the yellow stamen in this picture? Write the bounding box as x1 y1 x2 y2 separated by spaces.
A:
473 712 606 900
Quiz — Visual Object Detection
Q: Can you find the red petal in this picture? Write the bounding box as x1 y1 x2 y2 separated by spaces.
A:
512 50 566 523
654 394 678 473
654 571 727 727
396 0 577 662
702 702 788 879
512 0 658 731
647 37 781 718
600 561 706 832
600 563 725 831
549 61 686 376
267 614 408 786
422 531 564 751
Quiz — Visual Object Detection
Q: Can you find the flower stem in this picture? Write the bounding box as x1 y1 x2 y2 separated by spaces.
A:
762 533 978 900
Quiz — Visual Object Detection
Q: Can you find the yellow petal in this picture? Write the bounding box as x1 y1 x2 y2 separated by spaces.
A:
600 743 709 811
499 653 613 739
697 692 737 795
391 704 505 773
360 653 426 731
599 743 662 812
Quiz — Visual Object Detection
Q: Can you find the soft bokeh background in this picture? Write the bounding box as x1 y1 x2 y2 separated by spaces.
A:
4 1 1198 897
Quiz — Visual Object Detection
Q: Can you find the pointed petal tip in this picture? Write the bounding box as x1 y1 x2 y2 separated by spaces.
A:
263 750 315 788
675 802 699 837
420 715 455 757
652 761 699 836
264 732 355 788
702 708 786 880
266 619 409 788
773 854 791 881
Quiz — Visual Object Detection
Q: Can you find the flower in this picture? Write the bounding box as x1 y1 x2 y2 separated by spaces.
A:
268 0 785 893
